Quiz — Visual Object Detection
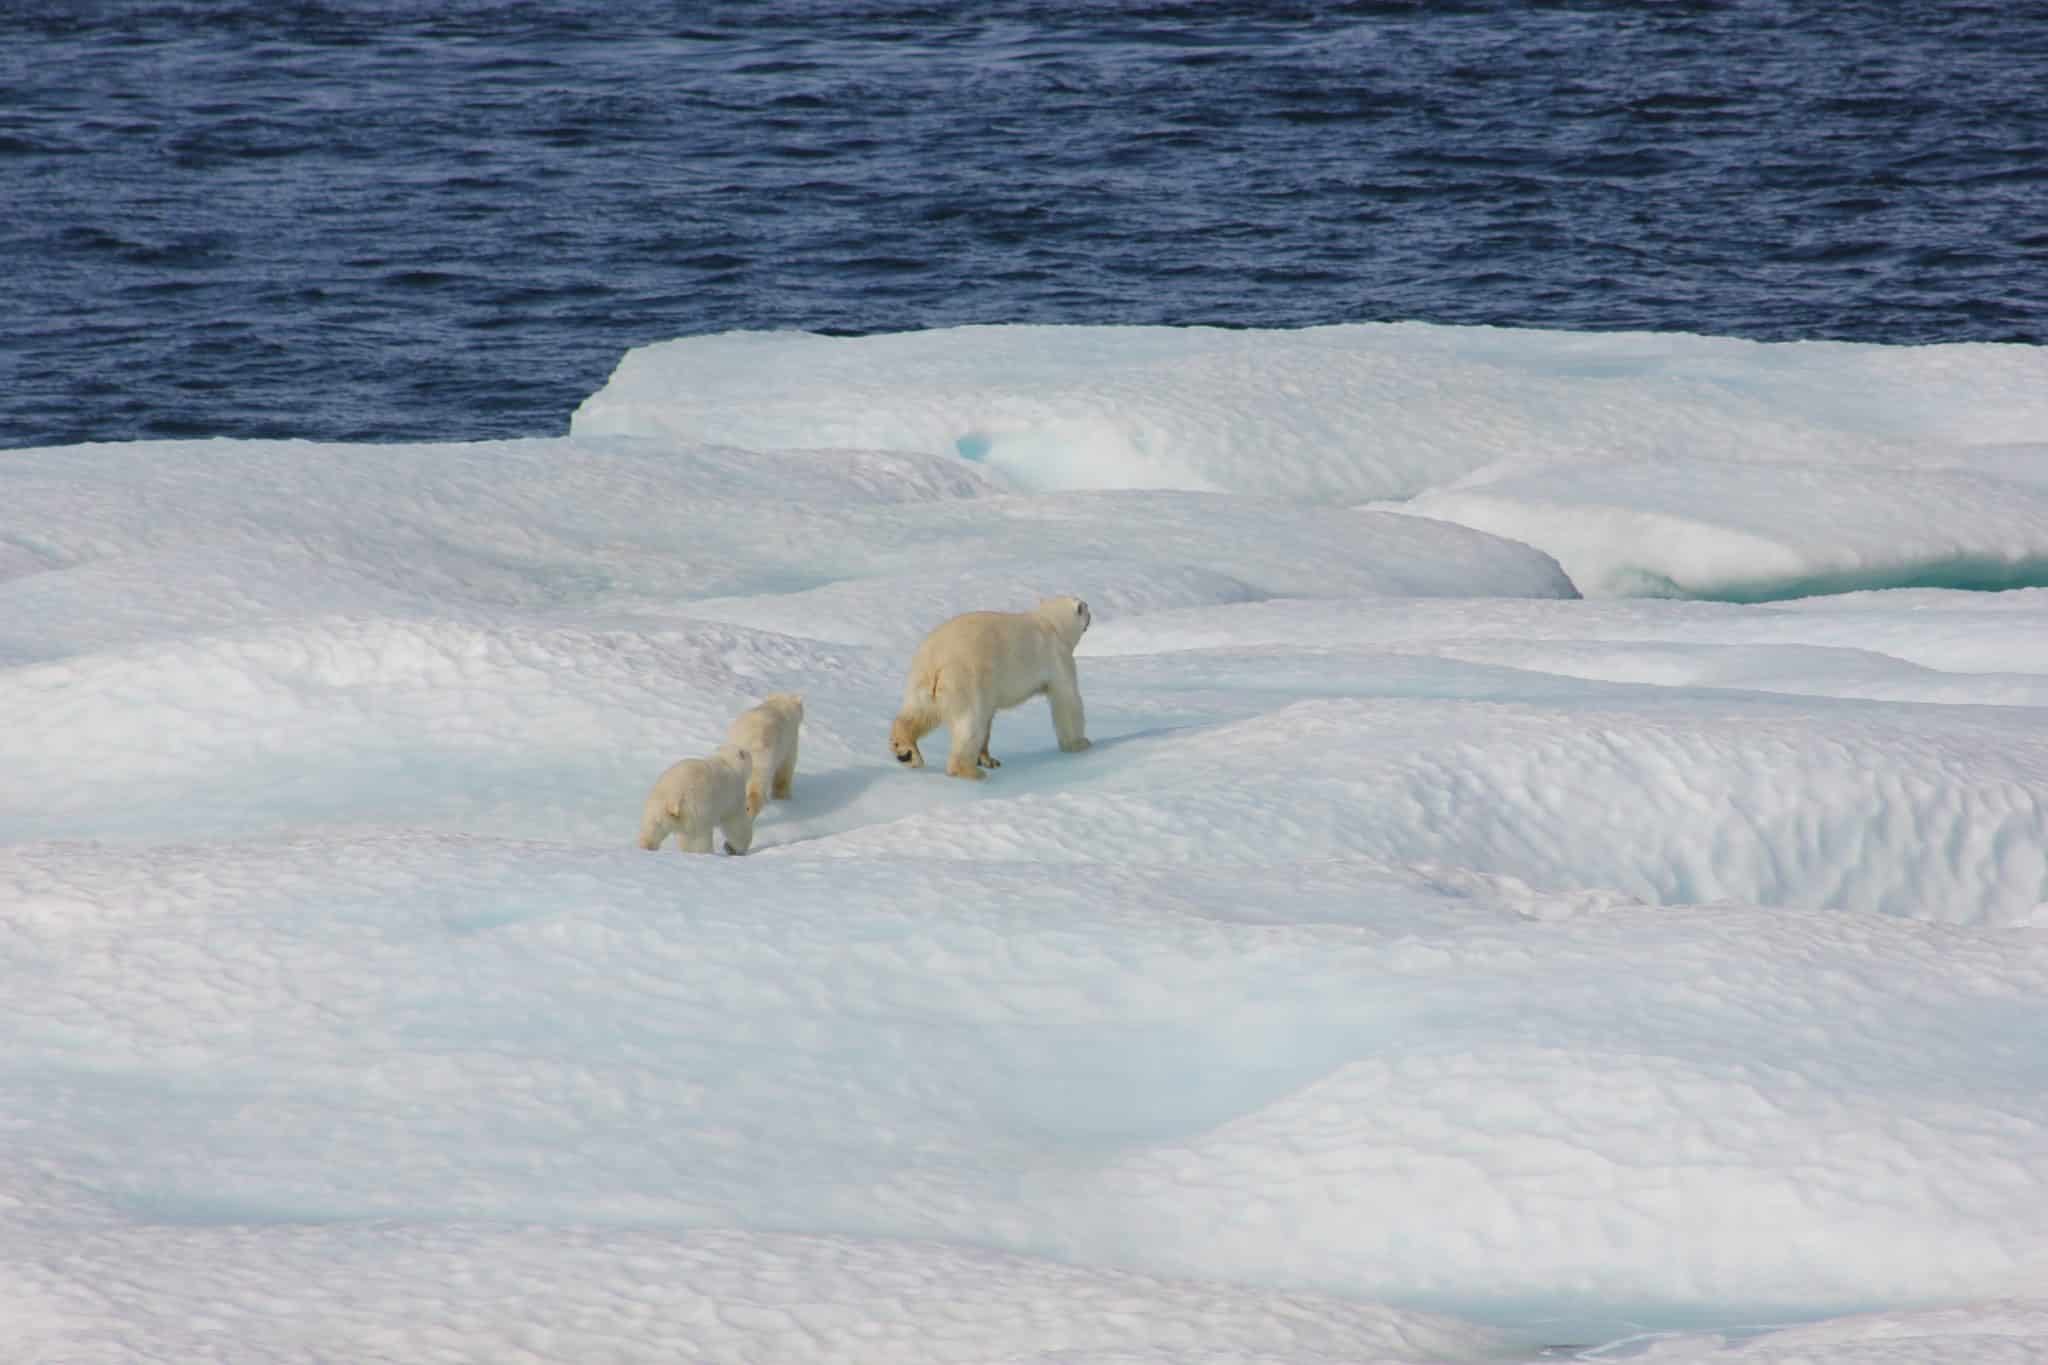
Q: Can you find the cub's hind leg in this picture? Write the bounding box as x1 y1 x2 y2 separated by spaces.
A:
772 735 798 799
677 812 716 854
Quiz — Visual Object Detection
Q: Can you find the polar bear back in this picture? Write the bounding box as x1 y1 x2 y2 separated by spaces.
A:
908 610 1070 710
727 692 803 763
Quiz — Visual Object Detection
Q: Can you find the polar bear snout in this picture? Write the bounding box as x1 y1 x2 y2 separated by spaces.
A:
895 749 915 763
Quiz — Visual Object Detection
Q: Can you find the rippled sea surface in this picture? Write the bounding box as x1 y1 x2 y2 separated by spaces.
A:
4 1 2044 448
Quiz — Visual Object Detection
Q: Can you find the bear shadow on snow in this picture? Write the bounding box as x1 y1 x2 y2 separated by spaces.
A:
764 764 892 820
734 724 1189 852
926 722 1183 780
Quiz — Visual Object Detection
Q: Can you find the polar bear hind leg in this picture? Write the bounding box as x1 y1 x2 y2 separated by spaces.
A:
637 798 676 851
944 698 993 780
772 734 798 799
676 805 716 854
890 703 936 768
740 739 790 815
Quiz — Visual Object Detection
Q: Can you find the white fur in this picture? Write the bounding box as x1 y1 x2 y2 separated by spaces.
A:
726 692 804 817
889 595 1092 780
637 744 756 854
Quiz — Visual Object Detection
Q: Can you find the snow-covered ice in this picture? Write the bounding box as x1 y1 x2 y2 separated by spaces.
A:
6 322 2048 1363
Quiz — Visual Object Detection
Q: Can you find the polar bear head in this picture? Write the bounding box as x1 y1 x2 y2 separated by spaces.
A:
1035 595 1092 650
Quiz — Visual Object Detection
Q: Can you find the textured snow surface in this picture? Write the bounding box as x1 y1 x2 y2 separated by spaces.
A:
1385 461 2048 602
575 323 2048 605
8 323 2048 1363
1 1224 1509 1365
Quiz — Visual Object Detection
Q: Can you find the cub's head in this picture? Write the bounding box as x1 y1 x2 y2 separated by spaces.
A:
1036 594 1092 648
715 743 753 779
763 691 805 721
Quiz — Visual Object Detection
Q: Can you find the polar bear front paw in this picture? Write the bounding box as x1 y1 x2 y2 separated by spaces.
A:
1060 737 1093 753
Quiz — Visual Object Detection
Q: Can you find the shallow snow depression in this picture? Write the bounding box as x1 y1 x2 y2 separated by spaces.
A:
6 322 2048 1363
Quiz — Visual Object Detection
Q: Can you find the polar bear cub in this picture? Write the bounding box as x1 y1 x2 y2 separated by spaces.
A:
726 691 804 816
638 744 756 854
889 595 1092 780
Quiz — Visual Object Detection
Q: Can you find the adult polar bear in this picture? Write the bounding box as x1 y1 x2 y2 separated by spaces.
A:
890 595 1093 780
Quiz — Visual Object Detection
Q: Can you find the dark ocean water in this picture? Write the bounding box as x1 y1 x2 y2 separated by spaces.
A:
4 0 2045 450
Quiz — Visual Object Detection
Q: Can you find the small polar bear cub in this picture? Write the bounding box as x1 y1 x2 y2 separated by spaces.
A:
890 595 1092 780
638 744 756 854
726 691 804 817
